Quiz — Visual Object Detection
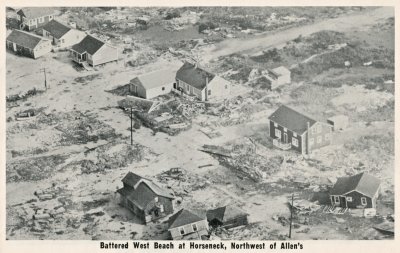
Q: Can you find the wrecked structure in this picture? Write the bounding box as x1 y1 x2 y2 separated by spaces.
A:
168 209 209 240
117 172 175 224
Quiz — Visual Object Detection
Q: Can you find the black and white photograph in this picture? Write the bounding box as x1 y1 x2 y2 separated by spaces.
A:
3 2 396 245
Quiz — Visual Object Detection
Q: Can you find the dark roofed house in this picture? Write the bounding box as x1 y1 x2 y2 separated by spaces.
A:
176 62 230 101
17 7 56 31
42 20 86 48
70 35 118 67
206 205 249 229
117 172 175 224
6 29 51 58
268 105 332 154
168 209 209 240
330 172 381 209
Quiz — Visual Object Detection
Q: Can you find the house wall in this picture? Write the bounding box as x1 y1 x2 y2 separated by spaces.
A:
91 44 118 66
146 82 175 99
169 219 209 240
222 215 249 229
269 120 303 153
129 78 146 98
330 191 374 209
58 29 86 48
20 15 54 31
33 40 52 58
307 122 332 152
176 79 203 100
207 76 230 101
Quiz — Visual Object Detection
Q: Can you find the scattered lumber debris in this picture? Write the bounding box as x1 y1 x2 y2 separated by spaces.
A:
199 145 232 157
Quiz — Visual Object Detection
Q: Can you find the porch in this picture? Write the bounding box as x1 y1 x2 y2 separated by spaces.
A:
70 50 87 64
273 138 291 150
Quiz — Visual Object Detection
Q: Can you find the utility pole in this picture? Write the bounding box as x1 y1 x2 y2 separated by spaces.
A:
289 193 294 239
130 107 133 145
41 67 47 90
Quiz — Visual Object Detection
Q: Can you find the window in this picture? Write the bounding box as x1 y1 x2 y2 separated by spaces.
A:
311 127 316 134
154 197 159 202
292 138 298 147
317 136 322 143
309 138 314 146
361 197 367 206
346 197 352 202
325 134 330 141
208 89 211 96
334 196 340 204
160 204 164 213
39 17 44 23
162 87 165 91
179 227 185 235
225 85 228 89
275 129 281 139
49 15 53 20
192 224 198 232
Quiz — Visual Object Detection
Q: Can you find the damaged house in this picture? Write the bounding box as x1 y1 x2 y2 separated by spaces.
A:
175 62 230 101
168 209 209 240
268 105 332 154
206 205 249 229
330 172 381 209
117 172 175 224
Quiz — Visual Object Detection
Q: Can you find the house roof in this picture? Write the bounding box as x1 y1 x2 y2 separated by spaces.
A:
17 7 55 19
131 68 177 90
71 35 105 55
168 209 206 229
330 172 381 198
268 105 317 135
206 205 248 223
272 66 291 76
176 62 215 90
121 172 174 199
42 20 71 39
6 29 47 49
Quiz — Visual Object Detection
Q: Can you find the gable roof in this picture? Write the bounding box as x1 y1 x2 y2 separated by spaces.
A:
168 209 206 229
131 68 177 90
42 20 71 39
268 105 317 135
121 172 174 199
71 35 105 55
6 29 47 49
206 205 248 223
176 62 215 90
17 7 55 19
330 172 381 198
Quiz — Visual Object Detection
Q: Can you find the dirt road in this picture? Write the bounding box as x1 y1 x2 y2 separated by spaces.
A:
201 7 394 60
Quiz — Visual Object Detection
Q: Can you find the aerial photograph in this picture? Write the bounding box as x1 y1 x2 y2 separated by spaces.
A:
5 6 394 240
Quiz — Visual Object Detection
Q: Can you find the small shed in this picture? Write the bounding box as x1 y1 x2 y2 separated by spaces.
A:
327 115 349 131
